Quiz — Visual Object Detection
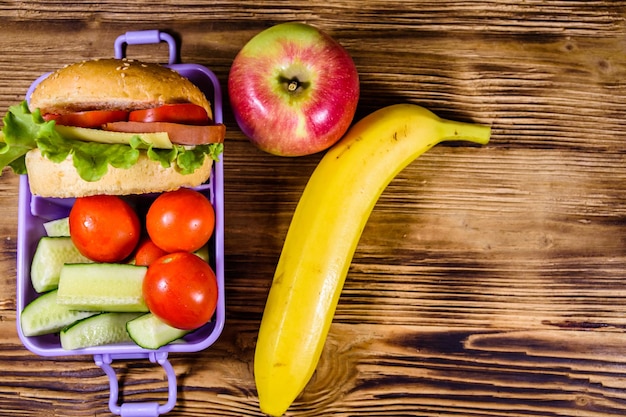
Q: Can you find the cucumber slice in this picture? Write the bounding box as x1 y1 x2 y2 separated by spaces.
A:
60 312 141 350
127 313 190 350
55 125 173 149
20 290 98 337
30 237 93 293
43 217 70 237
57 263 148 312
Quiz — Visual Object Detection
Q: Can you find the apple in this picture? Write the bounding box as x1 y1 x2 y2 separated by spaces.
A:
228 22 360 157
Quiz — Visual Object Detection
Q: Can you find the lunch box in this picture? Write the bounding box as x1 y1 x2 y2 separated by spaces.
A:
15 30 225 416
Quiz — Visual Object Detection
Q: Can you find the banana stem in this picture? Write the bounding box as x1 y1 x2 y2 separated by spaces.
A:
440 119 491 145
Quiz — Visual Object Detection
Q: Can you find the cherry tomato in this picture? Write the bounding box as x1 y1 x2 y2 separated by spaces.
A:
146 188 215 253
143 252 218 330
134 237 169 266
69 195 140 263
44 109 129 128
129 103 210 125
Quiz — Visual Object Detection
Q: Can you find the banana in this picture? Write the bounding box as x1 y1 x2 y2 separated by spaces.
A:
254 103 491 416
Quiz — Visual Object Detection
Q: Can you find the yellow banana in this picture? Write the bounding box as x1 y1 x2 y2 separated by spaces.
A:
255 103 491 416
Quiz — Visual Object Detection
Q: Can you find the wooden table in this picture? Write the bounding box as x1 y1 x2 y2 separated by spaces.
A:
1 1 626 416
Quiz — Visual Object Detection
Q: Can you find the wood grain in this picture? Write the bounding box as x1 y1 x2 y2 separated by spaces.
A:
1 1 626 416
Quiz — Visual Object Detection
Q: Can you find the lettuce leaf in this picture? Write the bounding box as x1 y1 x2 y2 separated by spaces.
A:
0 101 223 182
0 101 42 174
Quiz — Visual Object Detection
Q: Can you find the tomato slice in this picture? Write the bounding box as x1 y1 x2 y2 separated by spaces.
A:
44 110 129 128
102 121 226 145
129 103 210 125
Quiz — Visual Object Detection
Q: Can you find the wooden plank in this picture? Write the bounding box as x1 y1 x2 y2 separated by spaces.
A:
0 1 626 416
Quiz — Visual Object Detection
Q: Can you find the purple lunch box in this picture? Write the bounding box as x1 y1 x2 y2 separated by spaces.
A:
15 30 225 416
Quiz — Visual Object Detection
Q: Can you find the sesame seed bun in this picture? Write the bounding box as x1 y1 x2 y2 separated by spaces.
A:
29 58 212 119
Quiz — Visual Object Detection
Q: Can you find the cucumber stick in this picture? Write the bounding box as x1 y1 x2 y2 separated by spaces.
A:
20 290 98 337
30 237 93 293
127 313 190 349
57 263 148 312
60 312 141 350
43 217 70 237
194 244 210 262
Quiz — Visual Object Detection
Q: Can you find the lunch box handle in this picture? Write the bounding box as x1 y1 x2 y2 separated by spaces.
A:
95 352 177 416
114 30 178 65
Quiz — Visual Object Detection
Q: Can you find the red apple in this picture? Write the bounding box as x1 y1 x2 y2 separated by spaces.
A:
228 22 360 157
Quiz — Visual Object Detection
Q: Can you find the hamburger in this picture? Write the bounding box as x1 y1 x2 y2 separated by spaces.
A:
0 58 225 197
